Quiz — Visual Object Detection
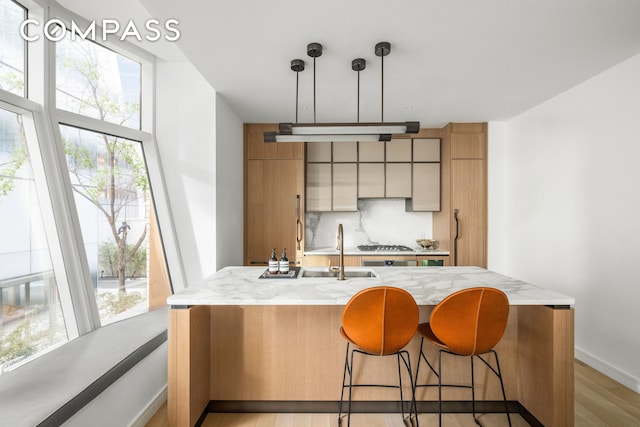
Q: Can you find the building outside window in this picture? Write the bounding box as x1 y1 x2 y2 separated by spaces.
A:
56 29 141 130
0 107 69 372
0 0 26 97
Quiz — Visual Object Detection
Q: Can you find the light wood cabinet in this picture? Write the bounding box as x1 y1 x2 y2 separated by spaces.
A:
429 123 487 267
412 163 440 211
332 163 357 211
302 255 361 267
385 163 412 198
452 159 485 267
306 141 331 162
244 124 305 266
386 139 412 162
413 138 440 162
333 141 357 162
358 141 385 162
246 123 303 160
306 163 332 212
358 163 385 198
304 138 441 210
451 123 486 159
246 159 304 265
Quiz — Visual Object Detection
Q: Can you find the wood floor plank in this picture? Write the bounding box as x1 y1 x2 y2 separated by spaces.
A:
274 413 295 427
256 413 278 427
147 361 640 427
575 361 640 421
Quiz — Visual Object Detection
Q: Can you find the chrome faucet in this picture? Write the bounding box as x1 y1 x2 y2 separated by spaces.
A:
337 224 345 281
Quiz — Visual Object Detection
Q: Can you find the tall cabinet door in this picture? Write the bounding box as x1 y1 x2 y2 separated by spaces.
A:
451 159 486 267
246 159 304 265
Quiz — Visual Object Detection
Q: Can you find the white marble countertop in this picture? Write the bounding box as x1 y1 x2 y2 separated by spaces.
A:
304 247 450 256
167 266 575 307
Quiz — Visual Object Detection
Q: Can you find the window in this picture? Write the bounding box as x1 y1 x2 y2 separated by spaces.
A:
0 107 68 372
56 29 141 129
61 124 168 325
0 1 175 375
0 0 26 96
55 26 170 326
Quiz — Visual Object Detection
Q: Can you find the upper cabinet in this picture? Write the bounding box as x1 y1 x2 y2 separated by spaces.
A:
246 123 303 160
412 163 440 211
358 141 385 162
332 163 358 211
386 163 412 198
413 138 441 162
450 123 486 159
305 138 441 212
306 141 331 162
358 163 385 198
410 138 441 211
333 141 358 162
306 163 332 212
306 141 358 212
386 139 412 162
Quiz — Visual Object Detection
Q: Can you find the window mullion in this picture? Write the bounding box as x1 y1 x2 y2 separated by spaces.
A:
34 11 102 334
39 106 101 334
55 108 152 142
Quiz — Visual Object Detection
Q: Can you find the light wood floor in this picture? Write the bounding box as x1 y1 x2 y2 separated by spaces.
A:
147 360 640 426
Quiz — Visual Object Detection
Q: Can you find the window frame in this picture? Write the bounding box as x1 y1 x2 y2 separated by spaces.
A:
0 0 186 348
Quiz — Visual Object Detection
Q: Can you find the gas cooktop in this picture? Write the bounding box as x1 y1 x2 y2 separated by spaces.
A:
357 244 414 252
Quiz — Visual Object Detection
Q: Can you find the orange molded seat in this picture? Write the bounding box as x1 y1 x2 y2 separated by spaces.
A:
338 286 419 426
414 287 512 426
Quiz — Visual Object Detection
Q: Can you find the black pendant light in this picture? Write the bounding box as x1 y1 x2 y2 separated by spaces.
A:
265 41 419 143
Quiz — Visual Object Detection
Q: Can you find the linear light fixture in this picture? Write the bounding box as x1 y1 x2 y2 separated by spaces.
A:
264 42 419 143
264 132 393 143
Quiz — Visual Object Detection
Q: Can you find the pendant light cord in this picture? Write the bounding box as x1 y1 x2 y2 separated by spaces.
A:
313 56 317 123
357 69 360 123
295 70 299 123
381 53 384 123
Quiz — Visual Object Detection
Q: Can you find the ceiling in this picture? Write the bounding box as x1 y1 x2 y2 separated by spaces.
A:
59 0 640 128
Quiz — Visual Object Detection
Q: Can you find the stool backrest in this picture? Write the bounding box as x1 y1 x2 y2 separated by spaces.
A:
430 287 509 356
342 286 419 356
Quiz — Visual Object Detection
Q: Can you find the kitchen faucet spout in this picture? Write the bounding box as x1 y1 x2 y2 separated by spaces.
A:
337 224 345 281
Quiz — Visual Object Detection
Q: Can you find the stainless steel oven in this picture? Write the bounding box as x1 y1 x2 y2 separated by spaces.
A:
361 259 418 267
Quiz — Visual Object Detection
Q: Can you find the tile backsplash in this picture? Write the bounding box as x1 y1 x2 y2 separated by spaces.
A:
305 199 433 250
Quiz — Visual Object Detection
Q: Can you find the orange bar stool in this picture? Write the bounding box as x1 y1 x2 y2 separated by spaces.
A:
338 286 419 426
413 287 511 426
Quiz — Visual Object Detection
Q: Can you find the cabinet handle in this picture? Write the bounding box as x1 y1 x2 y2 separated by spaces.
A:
296 195 302 250
250 261 268 265
453 208 459 266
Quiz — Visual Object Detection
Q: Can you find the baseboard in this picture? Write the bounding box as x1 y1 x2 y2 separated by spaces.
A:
129 385 167 427
575 347 640 394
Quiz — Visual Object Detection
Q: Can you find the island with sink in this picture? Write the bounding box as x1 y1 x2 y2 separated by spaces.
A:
167 266 575 427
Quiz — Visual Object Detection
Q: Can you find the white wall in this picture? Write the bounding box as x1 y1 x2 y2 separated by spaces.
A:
63 343 168 427
156 60 217 283
215 94 244 269
489 53 640 392
487 121 507 274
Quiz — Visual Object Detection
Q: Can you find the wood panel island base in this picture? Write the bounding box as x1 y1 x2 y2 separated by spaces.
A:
167 267 575 427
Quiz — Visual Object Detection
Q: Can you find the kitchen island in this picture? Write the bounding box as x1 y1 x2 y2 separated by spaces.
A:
167 266 574 427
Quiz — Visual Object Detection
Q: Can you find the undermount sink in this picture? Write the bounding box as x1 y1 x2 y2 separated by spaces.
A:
300 269 377 278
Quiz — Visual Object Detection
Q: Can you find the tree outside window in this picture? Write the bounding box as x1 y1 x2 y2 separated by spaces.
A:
57 30 155 323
